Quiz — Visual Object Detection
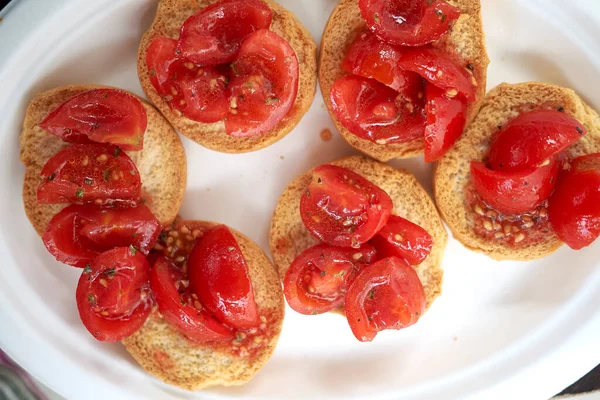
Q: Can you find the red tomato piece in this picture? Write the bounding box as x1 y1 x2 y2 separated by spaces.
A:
283 244 377 315
359 0 460 47
188 225 259 330
424 83 467 162
488 110 587 172
37 144 141 204
146 37 229 123
345 257 426 342
177 0 272 65
343 30 423 97
300 165 393 248
330 75 426 144
226 29 299 137
370 215 433 265
470 159 560 215
548 153 600 250
39 89 147 151
76 247 152 341
151 256 234 341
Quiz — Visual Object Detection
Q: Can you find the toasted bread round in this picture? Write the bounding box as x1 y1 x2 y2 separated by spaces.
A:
123 221 284 390
20 84 187 236
269 155 447 309
319 0 489 161
434 82 600 261
138 0 317 153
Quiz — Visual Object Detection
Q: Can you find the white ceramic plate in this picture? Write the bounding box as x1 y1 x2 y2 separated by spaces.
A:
1 0 600 399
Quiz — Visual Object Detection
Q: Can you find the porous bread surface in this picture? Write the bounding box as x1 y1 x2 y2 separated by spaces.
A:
319 0 489 161
434 82 600 260
20 85 187 236
123 221 284 390
269 155 447 308
138 0 317 153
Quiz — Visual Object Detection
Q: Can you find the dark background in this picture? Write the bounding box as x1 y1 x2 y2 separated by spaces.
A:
0 0 597 397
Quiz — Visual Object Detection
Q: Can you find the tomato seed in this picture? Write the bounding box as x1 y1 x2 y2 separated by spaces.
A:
514 233 526 243
474 204 485 216
483 220 493 231
96 154 108 162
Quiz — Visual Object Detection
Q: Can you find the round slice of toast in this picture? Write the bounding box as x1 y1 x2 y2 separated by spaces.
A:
20 84 187 236
123 221 285 390
434 82 600 261
269 155 447 309
319 0 489 161
138 0 317 153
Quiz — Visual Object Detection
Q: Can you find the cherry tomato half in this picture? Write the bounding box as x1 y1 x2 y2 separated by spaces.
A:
300 165 393 248
37 144 141 204
345 257 426 342
370 215 433 265
283 244 377 315
76 247 152 341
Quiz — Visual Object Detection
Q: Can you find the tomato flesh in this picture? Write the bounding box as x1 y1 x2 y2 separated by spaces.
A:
76 247 152 341
470 159 560 215
344 257 426 342
39 89 147 151
370 215 433 265
283 244 377 315
177 0 272 65
37 144 141 204
330 75 426 144
188 225 259 330
488 110 587 171
300 165 393 248
359 0 460 47
548 153 600 250
226 29 299 137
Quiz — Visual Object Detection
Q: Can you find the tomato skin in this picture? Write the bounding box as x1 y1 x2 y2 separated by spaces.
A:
151 256 234 342
424 83 467 162
370 215 433 265
488 110 587 171
188 225 259 330
76 247 152 341
548 153 600 250
226 29 299 137
300 165 393 248
470 159 560 215
359 0 460 47
39 89 147 151
344 257 426 342
283 244 377 315
37 144 141 204
330 75 426 144
177 0 272 65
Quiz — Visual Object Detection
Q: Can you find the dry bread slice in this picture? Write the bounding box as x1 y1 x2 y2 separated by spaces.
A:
319 0 489 161
269 155 447 309
123 221 285 390
434 82 600 261
138 0 317 153
20 84 187 235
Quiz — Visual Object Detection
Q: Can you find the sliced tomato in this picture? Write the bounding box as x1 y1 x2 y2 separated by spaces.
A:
300 165 393 248
330 75 426 144
76 247 152 341
470 159 560 215
343 30 423 97
39 89 147 151
188 225 259 330
424 83 467 162
283 244 377 315
151 256 234 342
548 153 600 250
370 215 433 265
359 0 460 47
488 110 587 171
146 37 229 123
345 257 426 342
225 29 299 137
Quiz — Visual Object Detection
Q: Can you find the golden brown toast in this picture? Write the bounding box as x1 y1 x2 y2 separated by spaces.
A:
138 0 317 153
